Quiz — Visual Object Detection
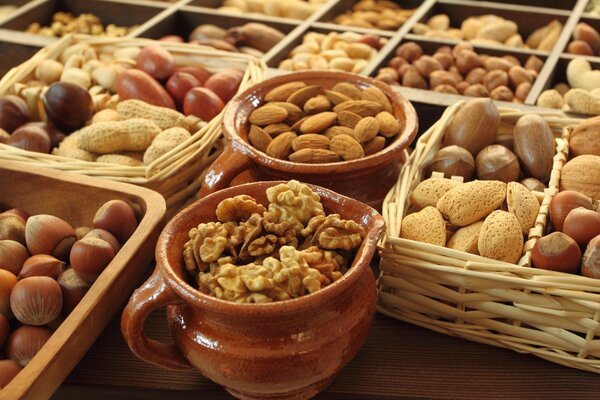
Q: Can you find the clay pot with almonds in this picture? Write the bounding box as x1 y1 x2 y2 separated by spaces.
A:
200 71 418 209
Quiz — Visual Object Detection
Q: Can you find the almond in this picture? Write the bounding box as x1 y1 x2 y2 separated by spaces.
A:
354 116 379 143
292 134 330 151
410 177 462 210
249 105 288 125
324 126 354 139
506 182 540 234
264 123 290 136
265 81 307 102
303 95 332 114
400 206 446 247
478 210 523 264
286 85 322 107
266 131 297 159
330 134 364 160
337 110 362 128
447 220 484 254
376 111 400 138
299 112 337 133
289 148 340 163
325 90 352 106
290 116 308 133
332 82 362 100
248 125 272 152
334 100 383 117
436 180 506 226
364 136 386 156
361 86 393 113
268 102 304 123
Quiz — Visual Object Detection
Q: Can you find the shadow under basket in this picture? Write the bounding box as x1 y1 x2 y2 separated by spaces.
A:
0 34 267 216
377 101 600 374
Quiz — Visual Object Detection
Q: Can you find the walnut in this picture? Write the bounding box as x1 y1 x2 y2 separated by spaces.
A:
216 195 266 222
266 180 325 233
248 234 278 257
311 214 365 251
300 246 345 283
301 215 326 237
262 211 289 235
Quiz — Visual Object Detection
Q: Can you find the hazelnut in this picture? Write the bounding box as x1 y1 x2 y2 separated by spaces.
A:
414 56 443 78
70 237 115 283
84 228 120 253
6 325 52 367
563 207 600 248
0 240 28 276
550 190 593 232
10 276 62 325
451 42 474 59
0 360 22 388
520 177 546 192
75 226 92 240
0 214 26 245
515 82 532 102
429 70 458 88
455 49 482 75
463 84 489 98
92 200 138 243
402 70 427 89
475 144 520 183
583 235 600 278
433 84 459 94
508 66 534 89
387 56 406 69
483 70 509 91
524 55 544 73
18 254 65 280
0 270 17 318
57 268 90 316
395 42 423 62
427 145 475 180
432 52 453 70
483 57 513 72
490 86 514 102
465 68 486 84
531 232 581 274
503 55 521 67
456 81 469 95
25 214 76 261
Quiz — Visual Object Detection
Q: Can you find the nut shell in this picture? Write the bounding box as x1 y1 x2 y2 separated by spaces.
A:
0 240 29 275
400 206 446 247
427 145 475 180
43 82 92 132
475 144 520 183
443 98 500 156
25 214 76 261
478 210 524 264
70 237 115 283
10 276 62 325
559 155 600 201
532 232 581 274
6 325 52 367
513 114 554 182
563 207 600 248
549 190 593 232
92 200 138 243
583 235 600 278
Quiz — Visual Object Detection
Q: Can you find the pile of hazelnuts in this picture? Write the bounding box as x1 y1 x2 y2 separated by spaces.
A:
532 190 600 277
0 199 137 387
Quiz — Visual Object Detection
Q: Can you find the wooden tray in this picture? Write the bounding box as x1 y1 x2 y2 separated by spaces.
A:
0 159 166 399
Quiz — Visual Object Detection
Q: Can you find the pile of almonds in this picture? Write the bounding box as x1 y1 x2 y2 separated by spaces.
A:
413 13 562 52
26 12 135 38
246 81 401 163
278 31 384 73
0 199 138 386
332 0 415 31
376 41 543 102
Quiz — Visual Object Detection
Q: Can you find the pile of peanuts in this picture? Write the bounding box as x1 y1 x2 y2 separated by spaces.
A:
26 12 136 38
278 31 384 73
332 0 415 31
375 41 543 103
413 14 562 52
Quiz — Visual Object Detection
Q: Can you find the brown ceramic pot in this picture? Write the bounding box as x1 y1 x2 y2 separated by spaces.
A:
199 71 418 210
121 181 385 400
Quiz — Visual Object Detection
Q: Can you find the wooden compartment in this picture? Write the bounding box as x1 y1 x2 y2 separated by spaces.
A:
0 40 42 77
0 0 167 35
318 0 422 31
467 0 577 10
561 16 600 57
0 160 166 399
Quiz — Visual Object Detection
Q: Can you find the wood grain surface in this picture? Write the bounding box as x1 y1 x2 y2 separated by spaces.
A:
54 293 600 400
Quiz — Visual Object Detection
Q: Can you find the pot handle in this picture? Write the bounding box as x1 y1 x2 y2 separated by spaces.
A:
199 145 256 197
121 268 192 370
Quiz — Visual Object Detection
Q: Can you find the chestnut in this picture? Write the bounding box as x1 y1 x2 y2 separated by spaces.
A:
6 325 52 367
549 190 593 232
57 268 90 316
0 360 22 388
475 144 520 183
23 121 65 148
70 237 115 283
25 214 76 261
563 207 600 248
0 240 29 275
531 232 581 274
92 200 137 243
7 125 51 153
583 235 600 279
0 95 30 133
43 82 92 132
18 254 65 280
426 145 475 180
10 276 62 325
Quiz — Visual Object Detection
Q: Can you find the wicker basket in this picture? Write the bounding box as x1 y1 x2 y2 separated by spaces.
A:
0 34 266 214
376 101 600 374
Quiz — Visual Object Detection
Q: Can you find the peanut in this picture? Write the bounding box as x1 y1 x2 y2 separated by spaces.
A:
78 119 161 154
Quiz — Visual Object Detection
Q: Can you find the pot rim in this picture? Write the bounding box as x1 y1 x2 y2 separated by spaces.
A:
155 181 385 316
221 70 418 174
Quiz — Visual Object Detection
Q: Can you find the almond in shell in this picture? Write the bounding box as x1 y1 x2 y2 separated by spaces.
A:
292 134 330 151
447 220 484 254
330 134 364 160
478 210 523 264
299 112 337 133
289 148 340 163
266 131 297 159
249 105 288 125
410 177 463 210
436 180 506 226
506 182 540 234
265 81 307 102
400 206 446 247
333 100 383 117
361 86 393 113
354 116 379 143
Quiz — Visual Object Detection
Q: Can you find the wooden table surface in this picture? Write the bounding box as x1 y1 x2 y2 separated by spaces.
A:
52 296 600 400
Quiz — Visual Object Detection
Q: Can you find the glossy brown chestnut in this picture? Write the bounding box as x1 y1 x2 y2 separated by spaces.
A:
43 82 92 132
427 145 475 180
7 125 51 153
0 95 30 133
